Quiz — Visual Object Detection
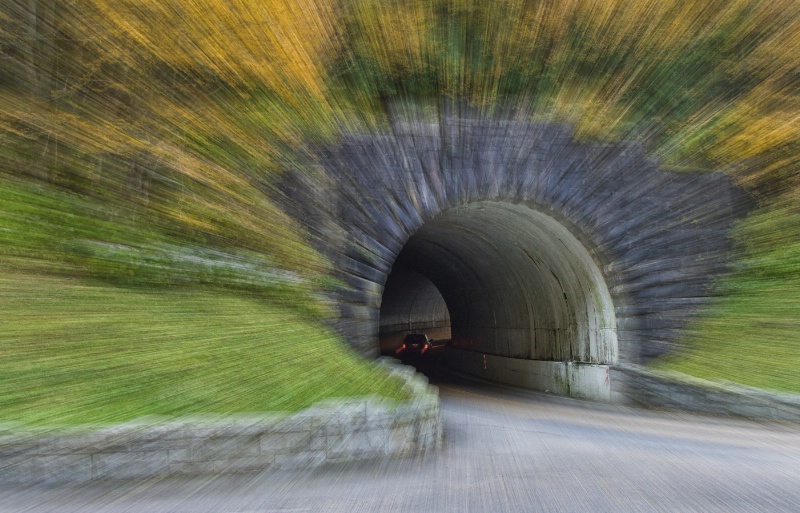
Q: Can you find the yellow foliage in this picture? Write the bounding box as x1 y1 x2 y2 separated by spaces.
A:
82 0 340 107
2 0 799 270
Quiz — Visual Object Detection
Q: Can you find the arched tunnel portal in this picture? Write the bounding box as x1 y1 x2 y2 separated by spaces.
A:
380 202 619 400
290 113 752 402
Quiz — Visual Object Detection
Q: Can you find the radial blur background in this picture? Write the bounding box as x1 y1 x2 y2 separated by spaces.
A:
1 0 798 426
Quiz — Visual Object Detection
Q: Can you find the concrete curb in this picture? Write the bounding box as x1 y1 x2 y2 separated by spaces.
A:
613 364 800 421
0 359 442 485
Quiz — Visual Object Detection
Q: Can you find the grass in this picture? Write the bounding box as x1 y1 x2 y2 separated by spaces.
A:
0 177 331 318
652 284 800 394
0 270 408 427
652 205 800 395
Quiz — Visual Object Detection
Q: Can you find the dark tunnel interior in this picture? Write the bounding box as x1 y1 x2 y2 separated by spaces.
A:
379 201 618 368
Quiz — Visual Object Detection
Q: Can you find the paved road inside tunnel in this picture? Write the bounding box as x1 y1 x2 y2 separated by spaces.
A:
4 361 800 513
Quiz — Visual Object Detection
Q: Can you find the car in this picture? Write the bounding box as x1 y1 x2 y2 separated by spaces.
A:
395 333 432 356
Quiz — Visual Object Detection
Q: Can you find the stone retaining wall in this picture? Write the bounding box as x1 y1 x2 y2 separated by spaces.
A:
613 365 800 421
0 359 441 485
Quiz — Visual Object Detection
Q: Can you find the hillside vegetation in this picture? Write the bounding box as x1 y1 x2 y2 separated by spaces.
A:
0 270 408 426
0 0 798 421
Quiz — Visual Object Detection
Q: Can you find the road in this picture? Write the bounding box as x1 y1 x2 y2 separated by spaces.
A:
3 362 800 512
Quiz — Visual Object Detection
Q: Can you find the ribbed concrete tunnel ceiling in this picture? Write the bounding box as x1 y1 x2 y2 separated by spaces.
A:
381 201 617 365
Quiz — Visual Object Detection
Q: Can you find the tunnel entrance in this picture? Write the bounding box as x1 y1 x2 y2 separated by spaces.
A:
380 201 618 400
379 270 451 353
317 115 748 403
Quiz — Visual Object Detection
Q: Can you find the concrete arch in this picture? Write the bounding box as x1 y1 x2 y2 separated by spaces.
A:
295 111 751 401
394 202 617 362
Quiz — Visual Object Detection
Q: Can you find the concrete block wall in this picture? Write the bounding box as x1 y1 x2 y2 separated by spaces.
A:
0 359 441 485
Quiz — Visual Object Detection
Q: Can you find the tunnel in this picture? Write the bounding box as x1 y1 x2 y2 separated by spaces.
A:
304 114 749 403
378 270 451 353
379 201 618 400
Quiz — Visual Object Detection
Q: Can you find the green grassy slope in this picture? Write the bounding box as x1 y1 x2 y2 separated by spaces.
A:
0 271 407 427
653 205 800 393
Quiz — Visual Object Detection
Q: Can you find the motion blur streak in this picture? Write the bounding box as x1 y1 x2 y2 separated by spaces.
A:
1 0 799 510
4 375 800 512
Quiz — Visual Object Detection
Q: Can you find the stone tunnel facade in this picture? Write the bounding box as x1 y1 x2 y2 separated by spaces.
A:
285 112 751 401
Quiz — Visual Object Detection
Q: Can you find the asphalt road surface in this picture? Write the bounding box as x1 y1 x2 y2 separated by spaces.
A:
3 362 800 513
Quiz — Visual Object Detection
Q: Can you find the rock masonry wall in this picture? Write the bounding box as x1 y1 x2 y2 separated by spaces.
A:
295 113 753 363
0 359 441 485
613 365 800 421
